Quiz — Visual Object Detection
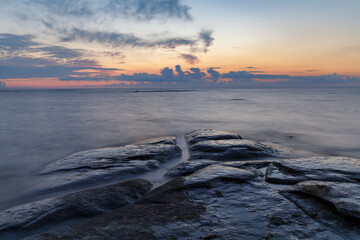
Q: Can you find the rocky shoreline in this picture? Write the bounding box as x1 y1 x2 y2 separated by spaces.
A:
0 129 359 239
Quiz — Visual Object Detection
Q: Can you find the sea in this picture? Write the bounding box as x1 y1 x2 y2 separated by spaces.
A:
0 88 359 210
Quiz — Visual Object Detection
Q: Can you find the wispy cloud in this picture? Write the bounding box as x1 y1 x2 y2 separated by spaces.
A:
61 28 197 49
27 0 192 23
0 34 38 52
180 53 199 65
38 46 83 59
198 30 214 53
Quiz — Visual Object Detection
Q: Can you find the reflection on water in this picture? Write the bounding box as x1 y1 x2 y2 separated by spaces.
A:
0 88 359 209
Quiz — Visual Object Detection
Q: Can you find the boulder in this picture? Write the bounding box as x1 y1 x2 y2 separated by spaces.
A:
0 179 152 237
36 137 181 191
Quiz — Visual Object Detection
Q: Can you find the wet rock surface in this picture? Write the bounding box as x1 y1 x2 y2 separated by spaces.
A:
26 166 347 240
3 129 360 239
185 129 242 145
186 129 289 161
281 181 360 220
0 179 152 239
36 136 181 191
165 159 218 177
265 157 360 184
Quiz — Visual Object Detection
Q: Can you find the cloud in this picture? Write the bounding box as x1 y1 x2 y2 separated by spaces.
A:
207 67 221 81
0 34 110 69
0 81 5 87
180 53 199 64
13 0 192 29
199 30 214 53
38 46 83 59
0 34 38 52
306 69 319 72
59 65 206 83
61 28 202 50
0 34 123 81
103 51 125 58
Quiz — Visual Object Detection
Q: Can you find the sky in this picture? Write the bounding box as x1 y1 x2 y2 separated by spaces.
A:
0 0 359 88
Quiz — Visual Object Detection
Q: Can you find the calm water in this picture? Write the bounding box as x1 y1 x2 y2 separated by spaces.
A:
0 88 360 209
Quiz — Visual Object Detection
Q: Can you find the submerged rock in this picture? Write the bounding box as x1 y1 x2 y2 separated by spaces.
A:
0 179 152 235
36 137 181 191
26 166 346 240
265 157 360 184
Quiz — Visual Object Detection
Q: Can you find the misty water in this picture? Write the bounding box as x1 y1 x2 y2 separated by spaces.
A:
0 88 359 211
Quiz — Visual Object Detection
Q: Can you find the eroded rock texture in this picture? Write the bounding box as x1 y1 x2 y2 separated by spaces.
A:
0 179 152 238
36 136 181 191
25 166 348 240
186 129 289 161
2 130 360 239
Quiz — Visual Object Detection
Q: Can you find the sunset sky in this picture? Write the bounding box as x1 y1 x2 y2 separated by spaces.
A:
0 0 359 88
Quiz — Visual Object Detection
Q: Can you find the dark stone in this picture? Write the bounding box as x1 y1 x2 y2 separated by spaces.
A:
185 129 242 146
265 157 360 184
0 179 152 237
25 166 345 240
35 137 181 191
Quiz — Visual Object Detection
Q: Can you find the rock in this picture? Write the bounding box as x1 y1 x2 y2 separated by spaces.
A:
185 130 289 161
185 129 242 145
0 179 152 237
265 157 360 184
188 139 287 161
25 166 346 240
134 136 176 145
36 137 181 191
165 159 218 177
280 181 360 239
183 165 256 185
282 181 360 220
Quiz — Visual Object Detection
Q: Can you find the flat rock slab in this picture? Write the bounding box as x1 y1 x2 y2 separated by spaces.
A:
165 159 218 177
36 137 181 191
265 157 360 184
280 182 360 239
0 179 152 238
185 129 242 145
185 129 289 161
26 166 347 240
282 181 360 220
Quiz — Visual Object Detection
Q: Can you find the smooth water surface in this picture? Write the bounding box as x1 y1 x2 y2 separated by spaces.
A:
0 88 359 209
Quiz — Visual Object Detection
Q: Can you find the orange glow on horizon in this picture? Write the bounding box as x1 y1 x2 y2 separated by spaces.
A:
3 78 139 88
